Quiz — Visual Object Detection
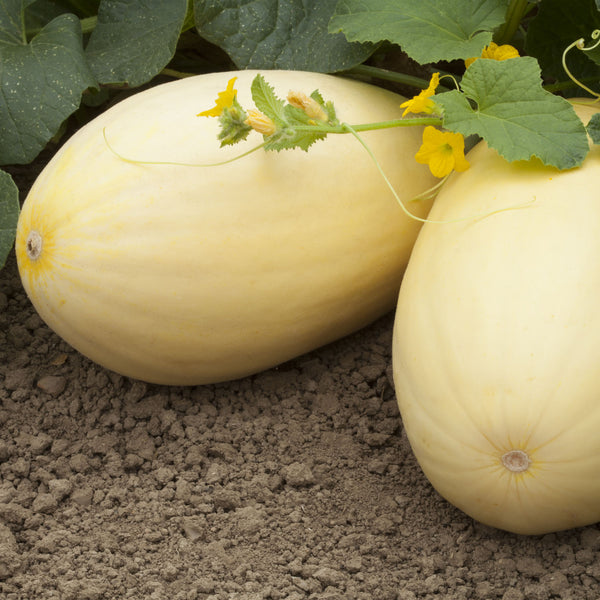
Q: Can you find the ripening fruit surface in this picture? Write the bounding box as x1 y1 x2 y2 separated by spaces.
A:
392 101 600 535
17 69 436 385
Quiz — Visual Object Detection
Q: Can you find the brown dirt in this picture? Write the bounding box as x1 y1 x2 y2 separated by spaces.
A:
1 161 600 600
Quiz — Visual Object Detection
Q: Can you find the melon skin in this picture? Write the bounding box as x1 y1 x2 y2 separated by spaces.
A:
392 102 600 535
16 69 436 385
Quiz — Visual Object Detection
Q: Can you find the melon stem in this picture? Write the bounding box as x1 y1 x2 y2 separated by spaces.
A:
26 230 43 261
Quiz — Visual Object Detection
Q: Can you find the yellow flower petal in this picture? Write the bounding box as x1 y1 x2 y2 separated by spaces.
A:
197 77 238 117
414 126 470 178
465 42 519 68
424 72 440 95
483 42 520 61
400 73 441 117
427 151 456 179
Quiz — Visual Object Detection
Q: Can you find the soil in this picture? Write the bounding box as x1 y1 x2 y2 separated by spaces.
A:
2 159 600 600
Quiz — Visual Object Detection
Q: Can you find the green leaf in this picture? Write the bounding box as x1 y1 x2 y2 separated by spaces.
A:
268 129 326 152
248 75 329 151
525 0 600 94
262 117 327 152
586 112 600 143
250 74 287 127
0 7 97 164
277 102 328 151
0 169 19 269
310 89 337 123
85 0 187 86
193 0 374 72
329 0 509 63
436 57 589 169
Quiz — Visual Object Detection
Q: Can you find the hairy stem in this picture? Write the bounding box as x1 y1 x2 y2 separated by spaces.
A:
80 16 98 35
161 68 198 79
344 64 452 93
292 116 443 136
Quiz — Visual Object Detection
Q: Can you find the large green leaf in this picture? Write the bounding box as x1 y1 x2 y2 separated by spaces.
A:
436 57 589 169
85 0 187 86
587 112 600 143
194 0 374 72
525 0 600 93
329 0 509 63
0 170 19 269
0 4 96 164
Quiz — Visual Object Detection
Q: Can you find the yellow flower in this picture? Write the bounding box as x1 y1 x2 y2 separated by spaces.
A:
245 109 278 136
415 126 470 178
197 77 238 117
400 73 440 117
465 42 520 68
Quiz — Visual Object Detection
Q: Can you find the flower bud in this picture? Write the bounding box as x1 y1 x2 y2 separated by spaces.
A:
287 91 328 122
244 110 278 136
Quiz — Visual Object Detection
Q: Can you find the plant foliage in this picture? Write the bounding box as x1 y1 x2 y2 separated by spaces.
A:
329 0 509 63
436 58 589 168
1 0 600 269
194 0 374 72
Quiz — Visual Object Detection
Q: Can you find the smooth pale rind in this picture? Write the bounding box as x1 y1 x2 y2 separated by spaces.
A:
392 102 600 535
17 69 436 385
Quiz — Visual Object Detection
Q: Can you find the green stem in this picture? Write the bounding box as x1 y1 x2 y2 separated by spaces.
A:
343 123 538 225
341 123 436 223
161 68 197 79
494 0 531 45
80 16 97 35
543 76 600 93
345 65 430 89
293 116 443 135
344 64 452 93
103 127 270 167
351 117 443 131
